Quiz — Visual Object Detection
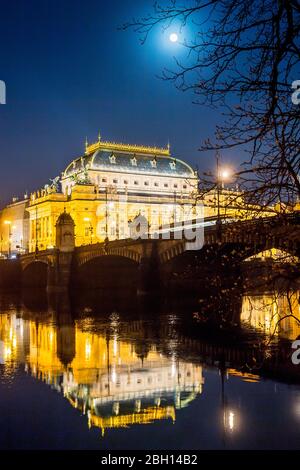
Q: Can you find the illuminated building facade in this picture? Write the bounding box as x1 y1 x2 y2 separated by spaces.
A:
0 197 29 256
241 290 300 339
26 137 200 252
0 135 275 256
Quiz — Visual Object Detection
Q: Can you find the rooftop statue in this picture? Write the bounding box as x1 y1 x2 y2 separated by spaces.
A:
49 176 60 192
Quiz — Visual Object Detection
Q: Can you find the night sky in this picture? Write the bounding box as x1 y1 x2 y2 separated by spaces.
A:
0 0 240 205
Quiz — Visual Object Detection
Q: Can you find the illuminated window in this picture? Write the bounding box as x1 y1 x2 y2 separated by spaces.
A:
131 156 137 166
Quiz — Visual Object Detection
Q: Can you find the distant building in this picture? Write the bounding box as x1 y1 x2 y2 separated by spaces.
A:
0 197 29 256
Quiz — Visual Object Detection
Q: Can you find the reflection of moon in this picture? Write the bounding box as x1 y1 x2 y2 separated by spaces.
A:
169 33 178 43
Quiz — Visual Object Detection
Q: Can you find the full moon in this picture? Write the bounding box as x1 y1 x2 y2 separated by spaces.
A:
169 33 178 43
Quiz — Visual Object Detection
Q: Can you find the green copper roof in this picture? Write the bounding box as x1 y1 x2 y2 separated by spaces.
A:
64 150 195 178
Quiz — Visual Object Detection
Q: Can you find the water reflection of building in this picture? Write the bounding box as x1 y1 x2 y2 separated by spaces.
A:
241 291 300 339
0 313 30 364
0 313 204 436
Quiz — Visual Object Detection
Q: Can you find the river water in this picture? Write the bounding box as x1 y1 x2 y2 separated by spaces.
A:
0 286 300 450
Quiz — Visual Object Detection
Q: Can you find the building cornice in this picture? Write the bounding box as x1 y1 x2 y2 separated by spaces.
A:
85 139 170 157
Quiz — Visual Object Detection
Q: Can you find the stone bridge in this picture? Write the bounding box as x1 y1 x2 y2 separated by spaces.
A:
18 212 300 292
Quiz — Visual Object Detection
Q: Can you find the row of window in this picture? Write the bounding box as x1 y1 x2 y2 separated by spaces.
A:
31 217 50 239
109 154 177 171
102 370 189 389
99 177 187 190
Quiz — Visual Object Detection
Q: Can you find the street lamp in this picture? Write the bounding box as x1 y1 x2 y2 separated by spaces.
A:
4 220 12 258
35 206 39 258
215 152 232 237
220 169 231 181
105 185 116 242
89 225 94 244
83 217 94 244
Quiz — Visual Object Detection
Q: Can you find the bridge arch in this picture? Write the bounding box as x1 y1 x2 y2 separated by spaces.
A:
219 238 300 263
72 254 140 289
243 247 300 263
22 260 49 288
158 231 300 264
76 246 142 267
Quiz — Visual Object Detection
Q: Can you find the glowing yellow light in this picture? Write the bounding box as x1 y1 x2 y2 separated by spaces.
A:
111 369 117 383
4 220 11 225
169 33 178 43
4 346 12 358
113 337 118 357
265 314 271 331
228 411 235 430
220 169 231 180
83 217 90 222
85 340 91 360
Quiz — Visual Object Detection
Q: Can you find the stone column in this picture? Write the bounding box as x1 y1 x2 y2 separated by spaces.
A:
47 212 75 292
137 240 160 295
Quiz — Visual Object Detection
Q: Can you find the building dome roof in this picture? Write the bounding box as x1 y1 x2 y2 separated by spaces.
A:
63 141 196 179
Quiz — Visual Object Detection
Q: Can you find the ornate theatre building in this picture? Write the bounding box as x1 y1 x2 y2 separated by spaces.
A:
0 136 200 255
